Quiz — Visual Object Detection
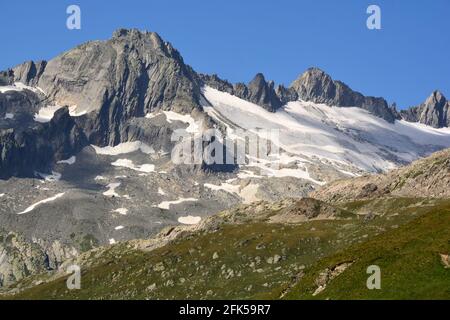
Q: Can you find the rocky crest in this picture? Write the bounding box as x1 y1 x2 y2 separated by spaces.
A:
401 91 450 128
200 73 282 112
201 68 400 122
290 68 399 123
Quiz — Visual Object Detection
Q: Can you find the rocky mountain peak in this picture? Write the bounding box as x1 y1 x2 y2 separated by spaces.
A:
400 90 449 128
290 67 335 101
426 90 446 105
246 73 282 112
289 67 398 123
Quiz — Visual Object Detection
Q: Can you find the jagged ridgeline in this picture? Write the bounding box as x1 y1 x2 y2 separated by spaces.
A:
1 28 449 178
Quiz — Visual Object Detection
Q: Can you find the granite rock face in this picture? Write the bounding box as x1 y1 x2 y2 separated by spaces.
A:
1 29 210 178
245 73 282 112
0 229 76 287
12 29 204 146
290 68 399 123
0 230 48 287
400 91 449 128
200 73 282 112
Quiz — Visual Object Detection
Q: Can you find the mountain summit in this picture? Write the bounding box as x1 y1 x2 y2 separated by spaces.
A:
289 68 398 123
400 90 450 128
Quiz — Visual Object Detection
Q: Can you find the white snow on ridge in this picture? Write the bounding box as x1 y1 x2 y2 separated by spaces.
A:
157 198 198 210
14 82 46 95
18 193 65 215
91 141 155 156
0 82 45 94
4 113 14 120
111 159 155 173
202 86 450 174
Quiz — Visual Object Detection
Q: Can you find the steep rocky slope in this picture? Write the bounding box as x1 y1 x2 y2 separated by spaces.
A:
312 148 450 203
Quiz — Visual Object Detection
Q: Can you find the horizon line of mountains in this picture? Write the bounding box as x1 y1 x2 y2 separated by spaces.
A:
0 28 449 178
2 28 449 128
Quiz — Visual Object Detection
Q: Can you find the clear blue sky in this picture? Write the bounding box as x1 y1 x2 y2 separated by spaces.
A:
2 0 449 108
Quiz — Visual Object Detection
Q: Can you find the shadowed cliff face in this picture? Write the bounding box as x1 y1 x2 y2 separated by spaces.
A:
0 108 87 179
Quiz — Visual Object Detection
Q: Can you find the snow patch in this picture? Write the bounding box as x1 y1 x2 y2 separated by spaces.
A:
157 198 198 210
204 182 260 204
112 208 128 215
114 226 124 231
4 113 14 120
109 239 116 245
111 159 155 173
36 171 62 182
92 141 154 156
18 193 65 215
158 188 167 196
163 111 200 133
57 156 76 165
34 105 64 123
103 183 121 197
178 216 202 225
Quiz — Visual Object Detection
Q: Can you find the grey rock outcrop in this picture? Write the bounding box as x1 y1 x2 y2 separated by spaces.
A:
0 230 48 287
13 60 47 86
0 230 76 287
400 91 449 128
200 73 282 112
246 73 282 112
290 68 399 123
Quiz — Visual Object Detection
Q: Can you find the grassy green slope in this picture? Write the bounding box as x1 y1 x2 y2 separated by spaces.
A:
282 202 450 300
4 198 449 300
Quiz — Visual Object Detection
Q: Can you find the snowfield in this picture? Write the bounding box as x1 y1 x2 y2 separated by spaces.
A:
111 159 155 173
202 86 450 175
